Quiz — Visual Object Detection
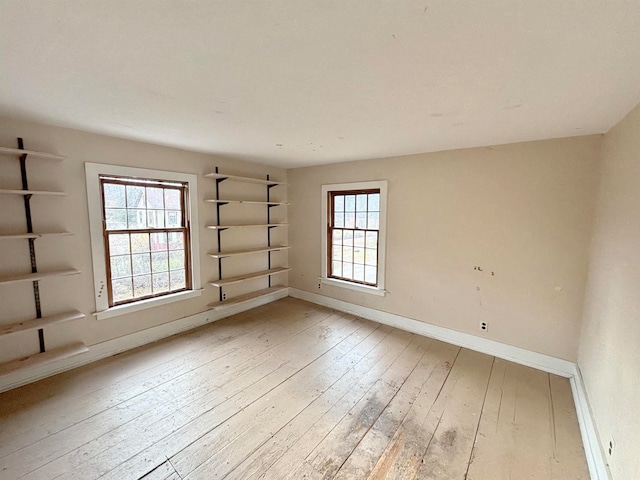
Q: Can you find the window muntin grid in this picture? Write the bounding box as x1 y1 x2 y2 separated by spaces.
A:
328 189 380 286
100 176 191 306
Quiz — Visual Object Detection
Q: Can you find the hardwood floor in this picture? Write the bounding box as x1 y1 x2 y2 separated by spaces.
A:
0 298 589 479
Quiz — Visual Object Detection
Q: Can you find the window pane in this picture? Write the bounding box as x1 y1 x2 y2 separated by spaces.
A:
164 189 181 209
151 251 169 272
356 194 367 212
354 247 365 265
367 212 379 230
342 246 353 262
133 274 152 297
112 278 133 303
343 230 353 246
332 229 342 244
343 263 353 279
368 193 380 211
150 232 167 251
332 246 342 261
355 213 367 229
148 210 165 228
146 187 164 209
353 231 365 248
110 255 131 278
365 231 378 248
365 266 377 284
365 248 378 266
109 234 130 255
168 232 184 250
166 211 182 228
153 272 170 293
169 250 185 270
353 264 365 282
105 209 127 230
104 184 125 208
333 195 344 212
345 195 355 212
332 261 342 277
345 213 355 228
131 253 151 275
126 185 145 209
130 233 150 253
334 213 344 228
127 209 147 229
170 269 186 290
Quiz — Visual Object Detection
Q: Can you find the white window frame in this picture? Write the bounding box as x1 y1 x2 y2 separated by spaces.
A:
321 180 388 296
85 163 201 320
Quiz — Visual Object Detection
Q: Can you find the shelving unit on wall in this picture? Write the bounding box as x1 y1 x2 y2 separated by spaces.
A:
204 168 290 309
0 138 87 378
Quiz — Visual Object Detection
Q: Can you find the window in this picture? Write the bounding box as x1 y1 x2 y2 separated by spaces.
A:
86 164 201 319
321 181 387 296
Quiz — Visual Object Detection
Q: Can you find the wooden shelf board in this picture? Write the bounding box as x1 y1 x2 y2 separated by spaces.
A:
208 245 290 258
206 223 288 229
0 189 66 196
208 285 287 309
0 232 72 240
0 146 66 160
205 199 289 206
209 267 290 287
0 311 85 337
0 342 88 377
0 269 80 286
204 173 287 186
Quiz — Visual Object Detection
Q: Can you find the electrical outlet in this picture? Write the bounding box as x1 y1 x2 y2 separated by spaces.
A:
318 282 321 289
480 321 488 332
608 438 614 457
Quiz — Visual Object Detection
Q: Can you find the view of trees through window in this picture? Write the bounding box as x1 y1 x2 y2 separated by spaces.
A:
328 189 380 286
100 176 190 305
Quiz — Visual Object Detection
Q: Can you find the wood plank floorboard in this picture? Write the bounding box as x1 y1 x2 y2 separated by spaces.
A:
0 298 590 480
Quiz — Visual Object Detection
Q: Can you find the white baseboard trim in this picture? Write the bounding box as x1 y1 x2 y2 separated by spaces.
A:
288 288 611 480
569 366 612 480
0 287 288 393
289 288 574 376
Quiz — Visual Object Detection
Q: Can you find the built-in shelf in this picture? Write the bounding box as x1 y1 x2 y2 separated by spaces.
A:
0 189 66 196
204 173 287 186
0 138 83 372
0 146 66 160
209 267 290 287
0 342 88 377
208 245 290 259
208 286 287 309
206 223 288 230
205 199 289 206
0 269 80 286
0 232 72 240
0 311 85 337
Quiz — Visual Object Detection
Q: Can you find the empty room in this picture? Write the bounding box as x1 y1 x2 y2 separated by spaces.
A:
0 1 638 479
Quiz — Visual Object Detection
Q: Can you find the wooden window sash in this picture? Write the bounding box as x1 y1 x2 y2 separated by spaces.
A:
327 189 380 287
100 176 192 307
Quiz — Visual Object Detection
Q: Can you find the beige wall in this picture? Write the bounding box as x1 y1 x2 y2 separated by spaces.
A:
579 103 640 479
0 117 287 363
288 136 602 361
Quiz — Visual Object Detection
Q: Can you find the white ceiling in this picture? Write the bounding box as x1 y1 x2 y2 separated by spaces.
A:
1 1 640 168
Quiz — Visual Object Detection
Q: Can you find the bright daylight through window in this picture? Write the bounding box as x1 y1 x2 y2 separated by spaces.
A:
85 163 201 320
321 181 387 296
100 176 191 306
329 189 380 286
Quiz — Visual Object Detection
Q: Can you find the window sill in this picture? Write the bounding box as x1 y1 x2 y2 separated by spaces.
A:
320 277 386 297
94 289 203 320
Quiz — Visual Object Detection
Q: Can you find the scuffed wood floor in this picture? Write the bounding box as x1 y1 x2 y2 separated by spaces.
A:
0 298 589 479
